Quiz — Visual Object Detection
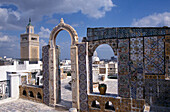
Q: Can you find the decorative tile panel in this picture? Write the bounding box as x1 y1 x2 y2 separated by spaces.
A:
144 36 165 75
42 45 50 105
87 27 169 41
118 39 130 98
130 37 144 99
78 43 88 111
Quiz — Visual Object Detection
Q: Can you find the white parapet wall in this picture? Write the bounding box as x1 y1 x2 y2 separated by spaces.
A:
8 74 20 98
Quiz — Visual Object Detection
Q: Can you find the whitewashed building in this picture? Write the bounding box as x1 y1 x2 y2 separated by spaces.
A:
92 51 118 82
0 58 42 100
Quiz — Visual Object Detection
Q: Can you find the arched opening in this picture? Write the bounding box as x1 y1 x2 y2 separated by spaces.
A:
92 44 118 95
37 92 42 99
105 101 115 110
23 90 27 96
91 100 100 109
28 91 34 97
45 19 79 109
55 30 72 109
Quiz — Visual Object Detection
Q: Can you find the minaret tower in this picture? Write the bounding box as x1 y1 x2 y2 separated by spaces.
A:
20 18 39 61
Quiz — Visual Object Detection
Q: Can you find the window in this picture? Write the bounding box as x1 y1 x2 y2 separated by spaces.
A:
22 37 27 40
27 28 29 33
18 61 24 64
31 37 37 40
37 92 42 99
29 91 34 97
23 90 27 96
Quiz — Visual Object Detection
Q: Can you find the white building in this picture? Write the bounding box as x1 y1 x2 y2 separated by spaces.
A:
92 51 118 82
60 60 71 79
0 59 42 100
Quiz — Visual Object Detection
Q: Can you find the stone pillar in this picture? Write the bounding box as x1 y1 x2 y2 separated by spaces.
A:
71 45 79 109
55 45 61 103
9 74 20 98
49 47 57 106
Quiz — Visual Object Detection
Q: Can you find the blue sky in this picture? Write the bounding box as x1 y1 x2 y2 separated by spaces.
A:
0 0 170 59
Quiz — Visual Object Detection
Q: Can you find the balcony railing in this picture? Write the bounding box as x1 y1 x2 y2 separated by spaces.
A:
19 85 43 103
0 80 10 100
88 94 145 112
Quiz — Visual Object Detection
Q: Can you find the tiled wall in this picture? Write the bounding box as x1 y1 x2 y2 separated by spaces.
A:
42 45 50 105
78 43 88 111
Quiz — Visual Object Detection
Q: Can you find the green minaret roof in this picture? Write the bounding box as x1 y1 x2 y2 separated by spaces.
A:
27 18 32 26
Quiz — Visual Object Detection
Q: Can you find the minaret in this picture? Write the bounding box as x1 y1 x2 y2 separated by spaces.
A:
20 18 39 61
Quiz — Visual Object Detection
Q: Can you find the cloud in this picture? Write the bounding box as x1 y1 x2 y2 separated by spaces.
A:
0 8 22 30
0 0 115 30
132 12 170 27
0 34 10 42
0 32 20 58
38 27 51 38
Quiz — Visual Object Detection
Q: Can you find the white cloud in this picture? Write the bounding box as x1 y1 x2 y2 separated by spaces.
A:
0 32 20 58
0 35 10 42
132 12 170 27
38 27 51 38
0 0 115 30
0 8 22 30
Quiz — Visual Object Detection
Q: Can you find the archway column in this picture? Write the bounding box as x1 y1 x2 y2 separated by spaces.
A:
49 47 57 106
71 45 79 109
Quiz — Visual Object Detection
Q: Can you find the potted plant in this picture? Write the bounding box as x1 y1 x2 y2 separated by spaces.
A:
98 83 107 95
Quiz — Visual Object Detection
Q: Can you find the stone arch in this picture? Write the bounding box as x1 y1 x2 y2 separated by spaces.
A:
87 39 118 93
43 18 79 109
49 18 78 48
88 39 117 56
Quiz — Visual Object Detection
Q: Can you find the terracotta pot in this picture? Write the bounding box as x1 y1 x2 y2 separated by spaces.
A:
98 83 107 95
101 75 105 81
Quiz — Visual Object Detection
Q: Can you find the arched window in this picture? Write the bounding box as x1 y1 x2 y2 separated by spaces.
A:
37 92 42 99
23 90 27 96
92 44 118 95
105 101 115 110
29 91 34 97
91 100 100 109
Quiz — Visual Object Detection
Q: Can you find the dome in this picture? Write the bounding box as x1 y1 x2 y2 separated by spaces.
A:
93 57 100 62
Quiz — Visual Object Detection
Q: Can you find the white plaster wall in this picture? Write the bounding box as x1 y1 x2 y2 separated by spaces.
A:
26 61 42 71
105 64 108 80
0 65 15 81
16 61 26 70
9 74 20 98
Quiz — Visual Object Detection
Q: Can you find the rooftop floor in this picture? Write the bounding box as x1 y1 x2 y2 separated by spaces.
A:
0 77 118 111
0 99 68 112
